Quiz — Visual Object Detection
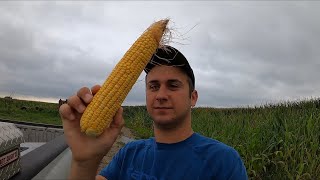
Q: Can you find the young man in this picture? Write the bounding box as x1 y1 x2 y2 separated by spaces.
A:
59 46 248 180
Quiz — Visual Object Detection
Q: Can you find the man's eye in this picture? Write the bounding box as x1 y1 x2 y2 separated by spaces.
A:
149 85 159 90
169 84 179 89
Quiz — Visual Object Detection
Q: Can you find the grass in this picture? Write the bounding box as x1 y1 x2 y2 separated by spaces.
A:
1 97 319 179
0 97 61 125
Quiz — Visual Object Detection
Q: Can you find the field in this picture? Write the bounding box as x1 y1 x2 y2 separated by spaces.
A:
0 97 319 179
0 97 61 125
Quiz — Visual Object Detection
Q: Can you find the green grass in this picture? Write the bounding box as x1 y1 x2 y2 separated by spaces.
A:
0 97 62 125
123 106 154 138
1 97 319 179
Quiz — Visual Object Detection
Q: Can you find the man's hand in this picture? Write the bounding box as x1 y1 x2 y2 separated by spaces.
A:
59 85 124 179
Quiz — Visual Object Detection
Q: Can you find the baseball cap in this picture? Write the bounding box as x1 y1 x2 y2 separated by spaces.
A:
144 45 195 87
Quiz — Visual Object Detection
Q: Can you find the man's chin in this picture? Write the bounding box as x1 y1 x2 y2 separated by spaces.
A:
153 118 181 130
153 116 173 124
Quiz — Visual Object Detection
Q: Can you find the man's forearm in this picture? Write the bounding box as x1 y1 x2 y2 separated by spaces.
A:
69 159 100 180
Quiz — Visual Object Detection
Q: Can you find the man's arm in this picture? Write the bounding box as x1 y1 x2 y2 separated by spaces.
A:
59 85 124 180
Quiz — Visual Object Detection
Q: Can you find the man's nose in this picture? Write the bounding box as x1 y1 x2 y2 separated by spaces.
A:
156 86 168 102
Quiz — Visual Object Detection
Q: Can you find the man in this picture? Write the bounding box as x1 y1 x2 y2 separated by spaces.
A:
59 45 248 180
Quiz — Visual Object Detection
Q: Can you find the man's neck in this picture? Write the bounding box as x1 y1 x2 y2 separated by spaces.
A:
153 124 194 144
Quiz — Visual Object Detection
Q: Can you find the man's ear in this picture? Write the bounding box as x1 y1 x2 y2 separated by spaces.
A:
191 90 198 107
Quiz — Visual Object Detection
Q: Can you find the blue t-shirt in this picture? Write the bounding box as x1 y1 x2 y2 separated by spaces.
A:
99 133 248 180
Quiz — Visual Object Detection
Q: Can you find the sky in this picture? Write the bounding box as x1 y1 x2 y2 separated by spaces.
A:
0 1 320 108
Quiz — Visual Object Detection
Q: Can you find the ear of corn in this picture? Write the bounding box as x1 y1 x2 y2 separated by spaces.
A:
80 19 169 137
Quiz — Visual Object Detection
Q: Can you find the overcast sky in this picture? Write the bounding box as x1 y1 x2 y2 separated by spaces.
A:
0 1 319 108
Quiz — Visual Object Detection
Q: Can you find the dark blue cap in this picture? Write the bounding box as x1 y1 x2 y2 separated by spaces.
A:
144 45 195 87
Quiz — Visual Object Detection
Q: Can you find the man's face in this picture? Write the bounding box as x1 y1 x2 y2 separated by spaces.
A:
145 65 198 129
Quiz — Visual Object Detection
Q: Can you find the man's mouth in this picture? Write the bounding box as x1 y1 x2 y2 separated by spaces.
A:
154 107 172 109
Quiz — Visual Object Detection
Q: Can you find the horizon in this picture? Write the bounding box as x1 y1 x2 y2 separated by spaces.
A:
2 95 319 109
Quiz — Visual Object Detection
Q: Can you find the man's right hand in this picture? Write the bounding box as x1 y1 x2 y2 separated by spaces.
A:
59 85 124 178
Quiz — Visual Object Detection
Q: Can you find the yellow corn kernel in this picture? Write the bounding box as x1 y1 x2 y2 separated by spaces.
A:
80 19 169 137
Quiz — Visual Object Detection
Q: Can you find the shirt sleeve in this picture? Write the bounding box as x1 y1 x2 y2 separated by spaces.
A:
98 148 124 180
218 147 248 180
228 151 248 180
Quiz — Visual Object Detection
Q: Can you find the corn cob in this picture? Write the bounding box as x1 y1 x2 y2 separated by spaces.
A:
80 19 169 137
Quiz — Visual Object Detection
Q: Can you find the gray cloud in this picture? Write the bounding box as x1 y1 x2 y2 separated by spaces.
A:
0 1 319 107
